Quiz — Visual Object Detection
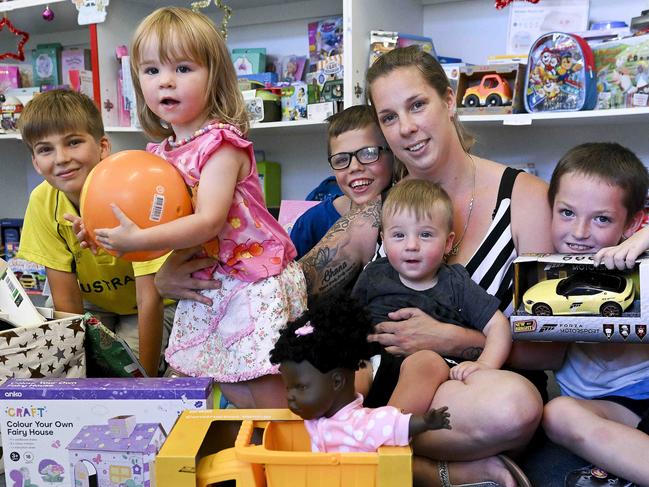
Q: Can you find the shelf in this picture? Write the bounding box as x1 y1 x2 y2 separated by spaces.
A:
459 107 649 127
0 0 66 12
106 119 327 136
0 133 21 140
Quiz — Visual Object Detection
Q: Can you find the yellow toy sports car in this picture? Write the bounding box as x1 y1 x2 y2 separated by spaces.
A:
523 271 634 317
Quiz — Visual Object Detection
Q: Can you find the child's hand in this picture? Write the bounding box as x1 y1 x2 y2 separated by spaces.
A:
63 213 99 255
594 228 649 270
94 204 142 254
449 360 491 381
423 406 451 431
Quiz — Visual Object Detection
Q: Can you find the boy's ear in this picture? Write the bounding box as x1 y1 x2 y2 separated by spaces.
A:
99 135 111 160
445 231 456 255
31 155 43 176
623 210 645 239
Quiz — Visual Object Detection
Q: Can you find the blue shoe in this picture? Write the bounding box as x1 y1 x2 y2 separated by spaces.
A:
564 465 636 487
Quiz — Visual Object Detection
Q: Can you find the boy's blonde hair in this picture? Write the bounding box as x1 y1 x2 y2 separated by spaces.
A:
130 7 249 140
18 90 104 152
382 179 453 232
549 142 649 223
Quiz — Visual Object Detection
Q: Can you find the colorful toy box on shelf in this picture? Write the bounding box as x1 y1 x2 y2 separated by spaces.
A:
510 253 649 343
591 33 649 109
232 48 267 76
524 32 597 112
281 81 308 121
0 377 213 486
308 16 343 67
456 64 526 114
156 409 412 487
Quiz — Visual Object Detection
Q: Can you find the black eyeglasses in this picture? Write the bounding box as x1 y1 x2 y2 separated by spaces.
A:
327 146 391 170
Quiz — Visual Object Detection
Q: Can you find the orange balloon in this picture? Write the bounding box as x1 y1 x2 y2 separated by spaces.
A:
80 150 193 262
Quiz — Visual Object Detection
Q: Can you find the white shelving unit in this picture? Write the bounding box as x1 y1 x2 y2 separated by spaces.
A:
2 0 649 218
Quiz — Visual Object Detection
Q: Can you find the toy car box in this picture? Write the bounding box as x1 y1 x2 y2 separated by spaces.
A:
592 33 649 110
0 377 213 486
510 253 649 343
156 409 412 487
456 63 526 114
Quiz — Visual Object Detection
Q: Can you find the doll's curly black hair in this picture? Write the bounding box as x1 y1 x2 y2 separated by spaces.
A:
269 294 376 374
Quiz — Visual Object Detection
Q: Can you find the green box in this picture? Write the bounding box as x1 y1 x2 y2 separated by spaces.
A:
32 43 62 86
257 160 281 208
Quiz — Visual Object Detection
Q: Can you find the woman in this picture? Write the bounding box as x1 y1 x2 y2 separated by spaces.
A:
155 47 553 486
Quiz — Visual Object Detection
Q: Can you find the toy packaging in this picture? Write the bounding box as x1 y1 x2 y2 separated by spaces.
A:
308 16 343 67
0 65 21 93
524 32 597 112
456 63 526 114
281 82 308 121
231 48 267 76
0 377 213 486
510 253 649 343
60 48 91 87
32 43 62 87
279 55 306 82
591 33 649 109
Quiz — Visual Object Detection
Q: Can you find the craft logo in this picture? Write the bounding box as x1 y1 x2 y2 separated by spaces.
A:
603 324 614 340
619 324 631 340
513 319 536 333
636 324 647 340
5 405 46 418
539 324 557 333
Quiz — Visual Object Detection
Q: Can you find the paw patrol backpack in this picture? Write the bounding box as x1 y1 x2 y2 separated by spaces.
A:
524 32 597 112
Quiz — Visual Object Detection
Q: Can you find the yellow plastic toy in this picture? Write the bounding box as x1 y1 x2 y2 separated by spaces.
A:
156 409 413 487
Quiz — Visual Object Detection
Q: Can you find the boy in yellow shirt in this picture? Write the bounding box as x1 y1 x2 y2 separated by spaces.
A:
17 90 174 376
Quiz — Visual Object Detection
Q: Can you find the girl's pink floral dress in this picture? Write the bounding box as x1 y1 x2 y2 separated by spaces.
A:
148 123 306 381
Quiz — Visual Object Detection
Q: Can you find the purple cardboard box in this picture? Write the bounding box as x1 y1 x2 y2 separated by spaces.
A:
0 377 213 486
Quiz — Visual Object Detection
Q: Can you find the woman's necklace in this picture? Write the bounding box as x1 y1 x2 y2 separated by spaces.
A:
445 155 476 259
167 122 243 149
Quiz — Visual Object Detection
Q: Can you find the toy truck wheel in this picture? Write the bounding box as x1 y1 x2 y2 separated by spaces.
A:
486 94 503 106
532 303 553 316
600 302 622 317
463 94 479 107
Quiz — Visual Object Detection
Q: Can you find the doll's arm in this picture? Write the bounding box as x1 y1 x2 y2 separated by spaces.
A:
408 406 451 437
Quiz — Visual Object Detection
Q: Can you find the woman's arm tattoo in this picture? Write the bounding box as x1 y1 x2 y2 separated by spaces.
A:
300 199 381 298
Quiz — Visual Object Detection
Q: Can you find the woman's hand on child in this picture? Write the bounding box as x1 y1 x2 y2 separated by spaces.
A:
63 213 99 254
594 227 649 270
94 204 141 254
154 246 221 305
449 360 490 381
369 308 482 357
423 406 451 431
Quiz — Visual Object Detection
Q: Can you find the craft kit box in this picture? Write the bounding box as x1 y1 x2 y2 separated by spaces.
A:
510 253 649 343
0 377 213 486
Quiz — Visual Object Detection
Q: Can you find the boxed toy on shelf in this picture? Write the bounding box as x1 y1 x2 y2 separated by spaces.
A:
456 63 526 114
510 253 649 343
592 33 649 109
32 43 62 87
232 48 267 76
308 16 343 66
0 377 213 486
